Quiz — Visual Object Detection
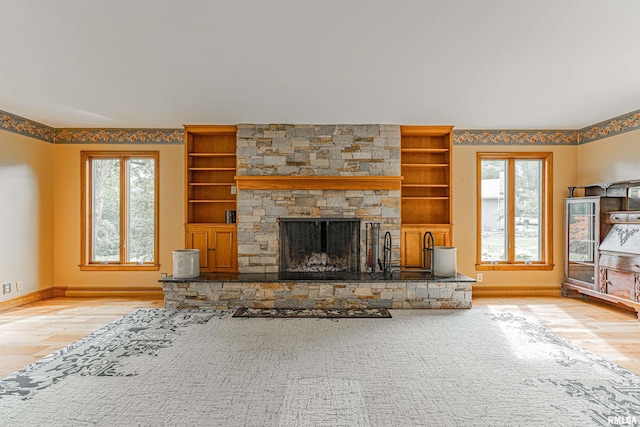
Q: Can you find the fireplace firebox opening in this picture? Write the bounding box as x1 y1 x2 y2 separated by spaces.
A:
279 218 361 273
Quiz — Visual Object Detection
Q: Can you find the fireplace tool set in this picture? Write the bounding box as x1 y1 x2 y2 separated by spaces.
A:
365 223 381 274
422 231 435 274
365 223 396 275
386 230 435 277
366 224 437 278
381 231 393 277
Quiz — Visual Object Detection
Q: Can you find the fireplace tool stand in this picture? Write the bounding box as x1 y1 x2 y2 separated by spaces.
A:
366 223 399 277
368 227 434 278
422 231 434 274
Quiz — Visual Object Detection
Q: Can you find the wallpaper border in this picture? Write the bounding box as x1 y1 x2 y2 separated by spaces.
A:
2 109 639 146
54 128 183 144
0 110 55 143
453 130 579 146
579 109 640 144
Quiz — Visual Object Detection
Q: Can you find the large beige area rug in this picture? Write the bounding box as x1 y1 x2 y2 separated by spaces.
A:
1 307 639 426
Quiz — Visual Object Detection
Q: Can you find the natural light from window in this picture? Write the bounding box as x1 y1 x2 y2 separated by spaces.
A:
477 152 552 270
82 152 158 270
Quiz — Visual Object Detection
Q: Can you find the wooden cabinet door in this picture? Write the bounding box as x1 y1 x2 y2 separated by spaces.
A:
186 227 212 270
401 225 451 268
401 228 427 268
186 225 237 273
211 227 236 271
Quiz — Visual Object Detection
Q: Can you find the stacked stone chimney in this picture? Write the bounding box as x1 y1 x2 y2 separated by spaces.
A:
235 124 401 273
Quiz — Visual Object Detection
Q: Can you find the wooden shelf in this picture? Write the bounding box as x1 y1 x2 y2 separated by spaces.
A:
401 148 449 153
188 199 235 203
185 125 238 227
402 223 451 227
402 184 449 188
402 196 450 200
401 163 449 168
188 153 235 157
188 222 237 226
400 125 453 137
189 183 235 186
184 124 239 272
189 167 236 171
400 126 453 259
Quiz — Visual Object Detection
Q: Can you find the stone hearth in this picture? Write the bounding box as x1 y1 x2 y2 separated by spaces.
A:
161 273 473 310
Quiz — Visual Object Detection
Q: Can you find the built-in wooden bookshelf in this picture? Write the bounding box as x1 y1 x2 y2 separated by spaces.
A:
184 125 238 272
185 125 237 224
400 125 454 268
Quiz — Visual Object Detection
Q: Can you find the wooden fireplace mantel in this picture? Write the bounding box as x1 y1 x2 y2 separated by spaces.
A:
235 176 403 190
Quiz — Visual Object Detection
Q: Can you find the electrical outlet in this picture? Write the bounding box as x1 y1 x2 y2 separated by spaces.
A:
16 281 23 292
3 283 11 294
477 273 483 282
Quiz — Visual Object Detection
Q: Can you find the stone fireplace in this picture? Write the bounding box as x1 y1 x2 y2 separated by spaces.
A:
235 124 401 273
160 123 474 310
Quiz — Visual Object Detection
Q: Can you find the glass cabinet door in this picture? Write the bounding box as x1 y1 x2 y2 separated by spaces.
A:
565 197 599 288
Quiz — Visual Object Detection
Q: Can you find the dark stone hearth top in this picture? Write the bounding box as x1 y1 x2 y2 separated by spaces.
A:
159 271 476 283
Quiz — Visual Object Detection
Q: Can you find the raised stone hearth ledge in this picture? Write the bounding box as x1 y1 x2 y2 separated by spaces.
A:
160 273 474 310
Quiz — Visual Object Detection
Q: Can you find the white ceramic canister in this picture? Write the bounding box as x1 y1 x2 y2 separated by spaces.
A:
433 246 457 277
172 249 200 279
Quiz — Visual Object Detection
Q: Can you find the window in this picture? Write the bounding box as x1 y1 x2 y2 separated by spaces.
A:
477 152 553 270
81 152 159 270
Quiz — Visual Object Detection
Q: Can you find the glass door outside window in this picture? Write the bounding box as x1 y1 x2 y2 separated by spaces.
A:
564 197 599 288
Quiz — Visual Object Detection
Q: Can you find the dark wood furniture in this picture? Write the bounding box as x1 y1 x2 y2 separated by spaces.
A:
563 180 640 318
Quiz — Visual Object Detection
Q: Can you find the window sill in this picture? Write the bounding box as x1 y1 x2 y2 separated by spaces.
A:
476 264 554 271
80 264 160 271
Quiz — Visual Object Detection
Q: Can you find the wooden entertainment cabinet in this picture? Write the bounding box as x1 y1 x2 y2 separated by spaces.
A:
563 180 640 318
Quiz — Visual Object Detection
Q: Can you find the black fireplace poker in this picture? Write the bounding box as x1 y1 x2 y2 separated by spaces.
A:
365 222 380 274
379 231 393 277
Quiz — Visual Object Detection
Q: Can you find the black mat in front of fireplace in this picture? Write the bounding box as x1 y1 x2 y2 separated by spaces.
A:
232 307 392 318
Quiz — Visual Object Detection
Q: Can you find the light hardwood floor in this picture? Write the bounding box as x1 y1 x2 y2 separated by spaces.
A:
0 296 163 378
473 296 640 375
0 295 638 378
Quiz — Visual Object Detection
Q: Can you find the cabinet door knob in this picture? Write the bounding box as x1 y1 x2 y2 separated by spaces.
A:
208 248 215 251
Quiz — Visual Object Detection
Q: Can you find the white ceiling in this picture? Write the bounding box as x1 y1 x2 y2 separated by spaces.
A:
1 0 639 130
